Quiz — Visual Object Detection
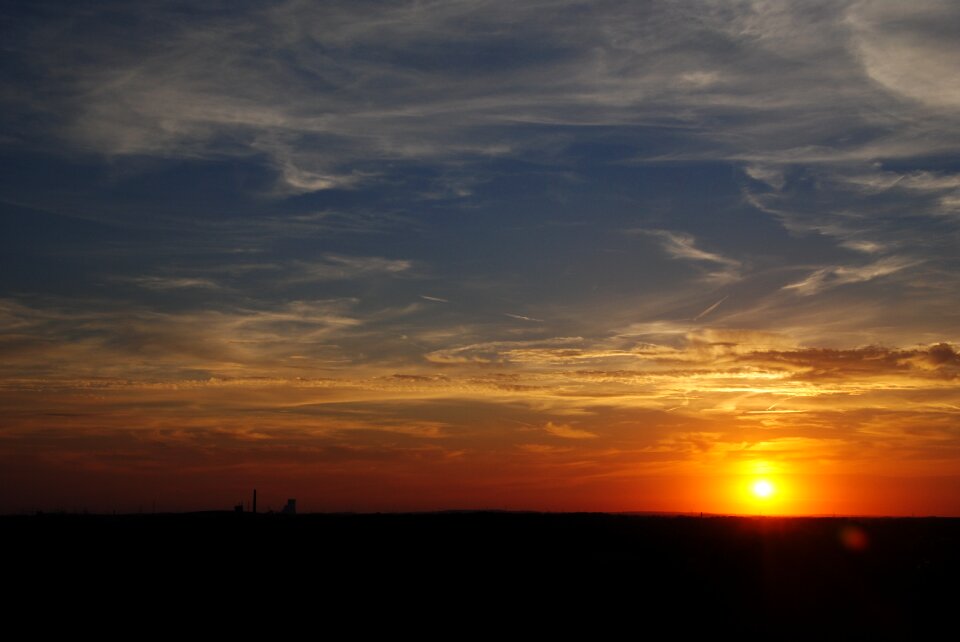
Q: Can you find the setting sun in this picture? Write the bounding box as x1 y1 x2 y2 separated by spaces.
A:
752 480 775 499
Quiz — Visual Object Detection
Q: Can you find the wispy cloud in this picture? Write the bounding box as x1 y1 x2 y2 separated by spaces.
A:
121 276 221 290
289 255 413 282
629 229 741 283
783 257 918 295
10 0 960 196
839 240 885 255
744 164 786 190
634 230 738 266
275 164 366 195
0 296 365 380
848 1 960 110
543 421 598 440
4 286 960 511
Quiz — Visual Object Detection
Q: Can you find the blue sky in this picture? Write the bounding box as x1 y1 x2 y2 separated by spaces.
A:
2 1 960 513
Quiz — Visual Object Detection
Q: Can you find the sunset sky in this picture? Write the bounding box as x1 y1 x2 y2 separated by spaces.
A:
2 1 959 515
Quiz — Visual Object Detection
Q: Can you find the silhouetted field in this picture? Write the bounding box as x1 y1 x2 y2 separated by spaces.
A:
6 512 958 635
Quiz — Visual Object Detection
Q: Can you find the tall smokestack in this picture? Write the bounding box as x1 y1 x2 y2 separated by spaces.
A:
253 488 257 514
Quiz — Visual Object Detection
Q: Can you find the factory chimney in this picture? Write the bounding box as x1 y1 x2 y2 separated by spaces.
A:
253 488 257 514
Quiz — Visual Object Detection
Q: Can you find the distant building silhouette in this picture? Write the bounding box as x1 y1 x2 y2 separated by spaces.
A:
281 499 297 515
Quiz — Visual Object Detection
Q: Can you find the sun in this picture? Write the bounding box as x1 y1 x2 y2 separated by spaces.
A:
751 479 775 499
730 462 792 514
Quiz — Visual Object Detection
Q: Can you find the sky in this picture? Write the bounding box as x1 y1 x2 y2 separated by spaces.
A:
2 0 959 515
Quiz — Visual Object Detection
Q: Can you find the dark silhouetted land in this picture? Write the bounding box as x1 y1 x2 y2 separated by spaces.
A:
6 512 958 636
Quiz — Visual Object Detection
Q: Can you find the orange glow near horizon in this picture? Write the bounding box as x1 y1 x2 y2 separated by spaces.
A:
1 333 959 515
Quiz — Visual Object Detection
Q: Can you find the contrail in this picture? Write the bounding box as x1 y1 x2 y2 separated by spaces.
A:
693 295 728 321
420 295 449 303
504 312 544 323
